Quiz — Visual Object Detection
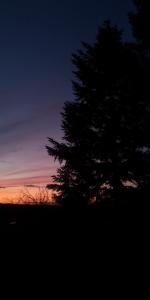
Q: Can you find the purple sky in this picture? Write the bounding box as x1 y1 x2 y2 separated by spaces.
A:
0 0 134 187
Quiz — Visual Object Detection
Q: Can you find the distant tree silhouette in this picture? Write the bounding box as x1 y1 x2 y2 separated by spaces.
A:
129 0 150 51
128 0 150 193
47 21 150 205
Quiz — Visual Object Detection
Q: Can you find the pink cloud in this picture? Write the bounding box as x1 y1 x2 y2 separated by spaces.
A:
0 175 51 187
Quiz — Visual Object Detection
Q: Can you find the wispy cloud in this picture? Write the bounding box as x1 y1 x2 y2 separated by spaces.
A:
0 120 27 135
0 175 50 187
6 166 53 177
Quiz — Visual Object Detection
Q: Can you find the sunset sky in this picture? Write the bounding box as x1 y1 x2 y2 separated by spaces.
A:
0 0 133 198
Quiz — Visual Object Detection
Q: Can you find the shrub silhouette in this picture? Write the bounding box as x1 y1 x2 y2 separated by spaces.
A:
18 187 52 205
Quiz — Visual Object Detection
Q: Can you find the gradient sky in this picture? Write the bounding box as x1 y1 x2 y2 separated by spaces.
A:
0 0 134 187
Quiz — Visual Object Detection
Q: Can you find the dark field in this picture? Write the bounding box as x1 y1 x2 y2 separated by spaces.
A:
0 193 146 232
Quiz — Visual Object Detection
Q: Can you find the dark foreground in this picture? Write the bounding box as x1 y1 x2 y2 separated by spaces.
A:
0 193 147 233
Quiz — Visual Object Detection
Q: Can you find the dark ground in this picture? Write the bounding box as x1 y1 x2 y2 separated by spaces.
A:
0 191 147 294
0 193 146 233
0 194 147 280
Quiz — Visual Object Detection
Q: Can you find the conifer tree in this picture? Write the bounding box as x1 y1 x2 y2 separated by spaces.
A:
47 21 150 204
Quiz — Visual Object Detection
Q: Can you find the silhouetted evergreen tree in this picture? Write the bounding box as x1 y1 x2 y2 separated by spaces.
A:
47 21 150 205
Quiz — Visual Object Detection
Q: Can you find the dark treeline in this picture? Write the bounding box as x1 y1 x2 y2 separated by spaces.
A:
46 0 150 206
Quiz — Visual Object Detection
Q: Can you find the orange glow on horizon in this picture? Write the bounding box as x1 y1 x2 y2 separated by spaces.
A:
0 175 54 204
0 186 54 204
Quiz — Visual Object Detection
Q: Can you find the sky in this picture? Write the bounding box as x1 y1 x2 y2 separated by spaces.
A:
0 0 134 192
